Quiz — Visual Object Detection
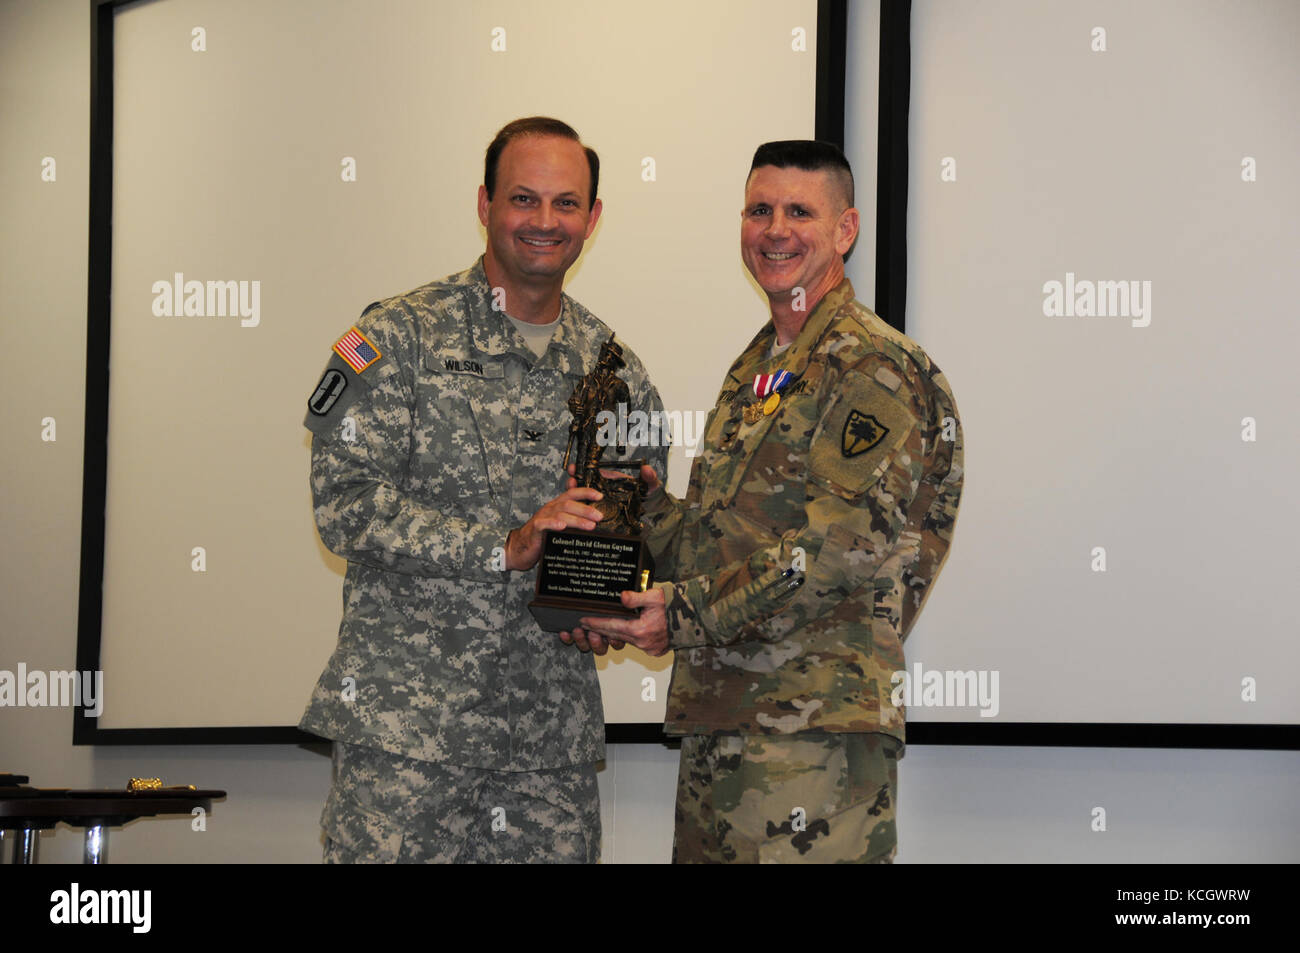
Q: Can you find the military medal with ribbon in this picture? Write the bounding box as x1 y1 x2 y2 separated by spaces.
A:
744 369 793 423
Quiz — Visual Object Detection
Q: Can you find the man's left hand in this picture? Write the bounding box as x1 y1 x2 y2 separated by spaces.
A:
573 587 670 658
558 628 625 656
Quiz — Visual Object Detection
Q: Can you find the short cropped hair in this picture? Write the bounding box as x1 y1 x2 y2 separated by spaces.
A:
484 117 600 209
748 140 854 211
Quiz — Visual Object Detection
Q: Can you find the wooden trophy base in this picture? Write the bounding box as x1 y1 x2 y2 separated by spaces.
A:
528 528 653 632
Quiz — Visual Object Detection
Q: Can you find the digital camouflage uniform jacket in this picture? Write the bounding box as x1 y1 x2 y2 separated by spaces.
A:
643 279 963 746
300 259 665 770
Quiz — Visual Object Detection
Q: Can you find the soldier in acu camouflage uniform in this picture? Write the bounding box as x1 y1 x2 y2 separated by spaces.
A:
300 118 665 863
565 141 963 863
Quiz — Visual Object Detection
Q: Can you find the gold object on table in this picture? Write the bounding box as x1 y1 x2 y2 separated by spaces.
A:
127 778 196 792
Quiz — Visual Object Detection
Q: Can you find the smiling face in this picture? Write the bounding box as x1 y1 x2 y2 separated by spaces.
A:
741 165 858 312
478 135 602 289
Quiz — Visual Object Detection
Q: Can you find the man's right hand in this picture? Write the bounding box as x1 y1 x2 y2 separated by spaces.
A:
505 486 605 572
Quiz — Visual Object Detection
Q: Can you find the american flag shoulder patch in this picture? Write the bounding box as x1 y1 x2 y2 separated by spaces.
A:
333 327 382 374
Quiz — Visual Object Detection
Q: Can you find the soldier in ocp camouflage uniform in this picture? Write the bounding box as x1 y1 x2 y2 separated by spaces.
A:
566 141 963 863
300 118 665 863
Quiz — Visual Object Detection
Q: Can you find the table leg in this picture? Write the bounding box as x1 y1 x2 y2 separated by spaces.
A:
13 827 39 864
83 825 108 864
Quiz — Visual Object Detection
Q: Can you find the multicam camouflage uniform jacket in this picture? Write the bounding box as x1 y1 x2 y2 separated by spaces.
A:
300 259 665 770
643 279 963 746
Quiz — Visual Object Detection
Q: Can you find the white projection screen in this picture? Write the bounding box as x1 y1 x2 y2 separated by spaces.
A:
877 0 1298 743
81 0 831 738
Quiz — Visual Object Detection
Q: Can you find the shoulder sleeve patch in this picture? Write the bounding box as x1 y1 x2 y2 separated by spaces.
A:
308 368 348 417
333 326 382 374
303 315 393 436
810 370 916 496
841 409 891 458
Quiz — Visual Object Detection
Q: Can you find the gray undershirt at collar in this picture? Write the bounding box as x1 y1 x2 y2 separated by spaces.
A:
505 309 561 359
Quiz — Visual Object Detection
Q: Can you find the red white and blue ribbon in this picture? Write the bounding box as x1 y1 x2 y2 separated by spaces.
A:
753 369 792 398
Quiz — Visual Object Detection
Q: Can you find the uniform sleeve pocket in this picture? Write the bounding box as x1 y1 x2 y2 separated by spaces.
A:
808 370 915 499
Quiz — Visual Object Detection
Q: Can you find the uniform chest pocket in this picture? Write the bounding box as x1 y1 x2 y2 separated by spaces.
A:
411 353 507 500
515 370 580 463
693 393 812 538
725 397 817 531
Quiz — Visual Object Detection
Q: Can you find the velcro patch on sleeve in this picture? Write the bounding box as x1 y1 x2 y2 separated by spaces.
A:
810 371 915 497
874 367 902 392
307 368 348 416
333 326 382 374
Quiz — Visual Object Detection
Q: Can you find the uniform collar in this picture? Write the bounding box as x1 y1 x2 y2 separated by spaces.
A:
729 277 857 381
463 257 585 375
781 277 856 375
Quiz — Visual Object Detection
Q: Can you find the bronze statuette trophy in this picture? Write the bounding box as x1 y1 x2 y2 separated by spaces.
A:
528 335 654 632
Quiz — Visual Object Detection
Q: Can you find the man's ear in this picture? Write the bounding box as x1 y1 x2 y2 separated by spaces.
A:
584 197 604 239
836 207 860 256
477 184 491 228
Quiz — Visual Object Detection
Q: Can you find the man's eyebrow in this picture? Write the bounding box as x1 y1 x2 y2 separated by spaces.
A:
511 186 582 199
